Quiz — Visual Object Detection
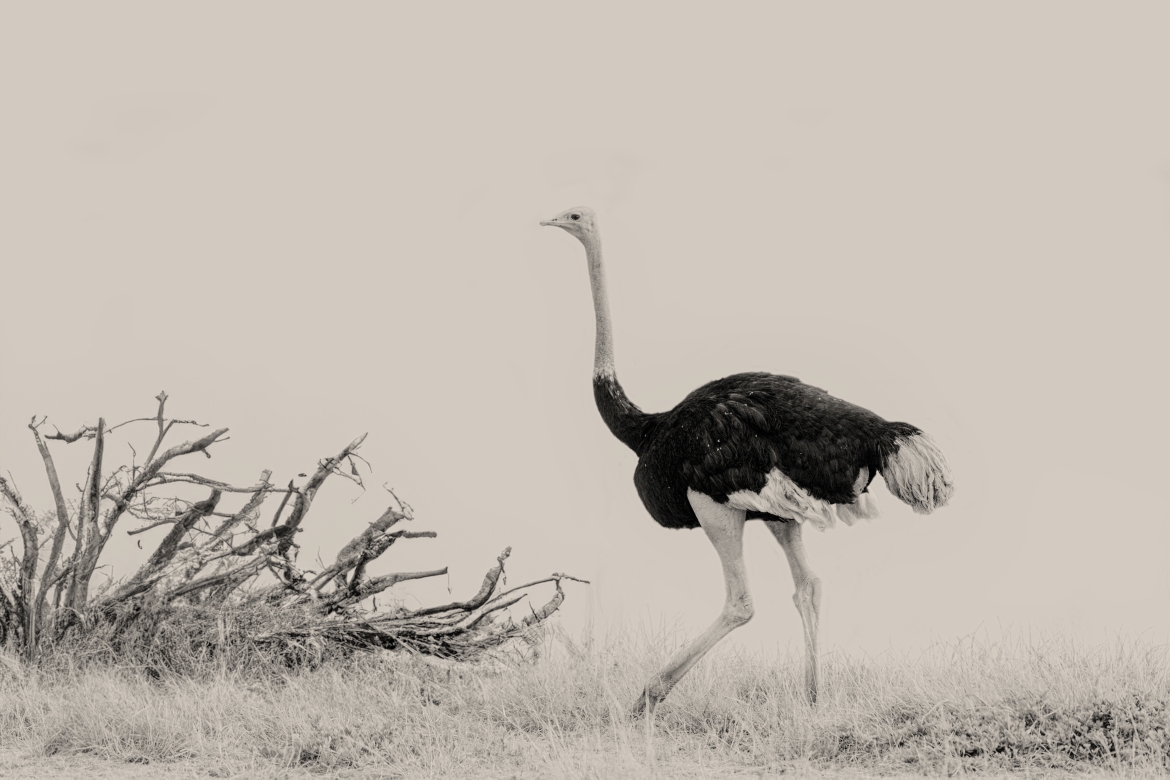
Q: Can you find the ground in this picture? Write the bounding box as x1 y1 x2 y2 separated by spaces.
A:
1 631 1167 778
3 747 1167 780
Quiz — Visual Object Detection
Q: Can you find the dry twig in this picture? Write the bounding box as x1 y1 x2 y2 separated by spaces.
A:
0 393 584 661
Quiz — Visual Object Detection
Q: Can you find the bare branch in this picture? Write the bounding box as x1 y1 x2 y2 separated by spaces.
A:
107 490 222 604
166 557 266 601
324 567 448 611
521 580 566 628
0 473 39 650
99 468 126 495
383 484 415 521
142 430 231 481
478 572 591 612
331 462 365 491
269 480 295 527
29 419 75 625
208 470 273 542
44 562 74 594
226 525 296 557
100 428 230 542
305 504 415 590
125 517 180 536
277 434 369 554
66 418 106 611
46 425 97 443
392 530 436 540
148 472 288 494
415 593 528 637
122 495 192 525
143 391 170 465
410 547 511 618
106 415 207 436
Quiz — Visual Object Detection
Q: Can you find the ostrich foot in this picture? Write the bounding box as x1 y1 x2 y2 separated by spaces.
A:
630 676 672 717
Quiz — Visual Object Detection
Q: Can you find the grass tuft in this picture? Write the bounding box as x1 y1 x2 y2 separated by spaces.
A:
1 628 1167 777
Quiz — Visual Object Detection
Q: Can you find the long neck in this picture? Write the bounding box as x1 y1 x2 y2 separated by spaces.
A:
582 233 657 453
583 234 615 379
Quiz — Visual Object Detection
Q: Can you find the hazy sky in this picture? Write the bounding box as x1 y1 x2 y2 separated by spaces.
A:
2 3 1168 657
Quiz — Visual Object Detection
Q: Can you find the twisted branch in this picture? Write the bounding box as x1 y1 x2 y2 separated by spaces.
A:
1 394 586 662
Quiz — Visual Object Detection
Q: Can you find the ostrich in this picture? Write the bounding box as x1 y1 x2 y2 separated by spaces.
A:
540 206 954 715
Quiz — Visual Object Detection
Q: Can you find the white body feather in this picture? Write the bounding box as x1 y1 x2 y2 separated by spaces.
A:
726 466 881 531
725 431 954 529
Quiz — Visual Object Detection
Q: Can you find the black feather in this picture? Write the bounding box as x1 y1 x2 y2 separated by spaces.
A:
595 372 919 530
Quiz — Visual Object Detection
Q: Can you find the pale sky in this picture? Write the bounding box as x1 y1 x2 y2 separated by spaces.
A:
2 3 1168 657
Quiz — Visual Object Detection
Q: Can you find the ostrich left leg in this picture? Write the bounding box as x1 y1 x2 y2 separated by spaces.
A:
763 518 822 703
632 490 752 716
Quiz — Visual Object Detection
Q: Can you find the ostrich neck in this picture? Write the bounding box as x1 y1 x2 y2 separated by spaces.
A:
583 235 615 378
581 232 656 454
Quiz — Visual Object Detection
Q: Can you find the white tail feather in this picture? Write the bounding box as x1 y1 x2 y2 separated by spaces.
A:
882 432 955 514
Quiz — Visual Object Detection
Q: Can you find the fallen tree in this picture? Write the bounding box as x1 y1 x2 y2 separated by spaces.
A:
0 392 584 663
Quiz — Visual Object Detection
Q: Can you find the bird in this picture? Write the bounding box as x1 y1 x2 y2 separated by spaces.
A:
540 206 954 715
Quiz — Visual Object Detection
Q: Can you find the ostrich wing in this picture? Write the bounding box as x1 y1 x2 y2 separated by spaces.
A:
673 373 910 504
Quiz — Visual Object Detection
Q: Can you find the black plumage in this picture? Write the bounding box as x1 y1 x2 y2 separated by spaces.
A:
595 372 918 530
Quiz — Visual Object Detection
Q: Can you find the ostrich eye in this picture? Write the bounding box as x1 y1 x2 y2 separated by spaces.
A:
570 214 580 220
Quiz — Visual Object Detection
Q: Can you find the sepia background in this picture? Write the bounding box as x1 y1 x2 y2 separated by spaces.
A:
2 2 1167 658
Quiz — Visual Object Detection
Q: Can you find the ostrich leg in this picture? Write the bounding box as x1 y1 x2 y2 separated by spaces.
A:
763 518 822 703
632 490 753 716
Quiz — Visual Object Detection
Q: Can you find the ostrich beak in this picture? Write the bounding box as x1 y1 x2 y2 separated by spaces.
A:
539 219 557 227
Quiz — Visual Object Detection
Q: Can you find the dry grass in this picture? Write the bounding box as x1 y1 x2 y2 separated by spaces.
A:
1 627 1167 778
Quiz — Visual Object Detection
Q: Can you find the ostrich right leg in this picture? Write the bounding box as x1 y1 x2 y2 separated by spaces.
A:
632 490 752 716
763 518 822 703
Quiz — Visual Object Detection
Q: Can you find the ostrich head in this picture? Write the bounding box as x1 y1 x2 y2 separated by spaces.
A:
540 206 598 243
